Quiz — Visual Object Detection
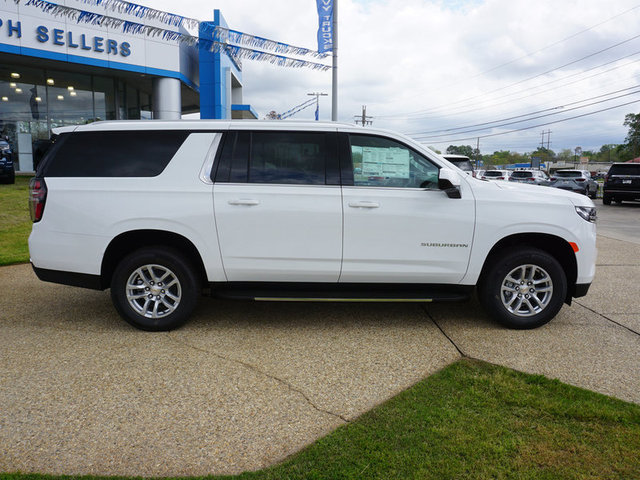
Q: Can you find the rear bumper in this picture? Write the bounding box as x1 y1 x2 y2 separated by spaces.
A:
603 188 640 199
31 264 104 290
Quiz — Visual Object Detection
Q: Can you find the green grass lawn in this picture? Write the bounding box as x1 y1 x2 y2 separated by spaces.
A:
0 175 32 266
2 359 639 480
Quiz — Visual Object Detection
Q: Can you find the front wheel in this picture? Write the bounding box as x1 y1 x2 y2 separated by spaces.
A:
478 248 567 329
110 247 200 331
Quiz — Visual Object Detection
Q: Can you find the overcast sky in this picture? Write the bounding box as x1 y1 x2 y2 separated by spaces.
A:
148 0 640 155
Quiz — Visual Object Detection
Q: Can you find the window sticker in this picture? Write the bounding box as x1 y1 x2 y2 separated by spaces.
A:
361 147 410 179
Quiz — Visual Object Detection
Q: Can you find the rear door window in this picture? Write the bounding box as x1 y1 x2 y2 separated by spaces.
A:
43 131 189 177
215 131 335 185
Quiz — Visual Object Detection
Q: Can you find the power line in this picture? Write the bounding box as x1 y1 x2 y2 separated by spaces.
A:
384 3 640 112
457 3 640 82
408 85 640 138
380 32 640 119
401 50 640 123
416 97 640 144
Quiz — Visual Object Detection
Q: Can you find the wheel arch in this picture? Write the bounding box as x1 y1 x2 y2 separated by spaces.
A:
101 230 208 289
478 233 578 304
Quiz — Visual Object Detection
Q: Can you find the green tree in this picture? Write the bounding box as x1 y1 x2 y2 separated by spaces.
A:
623 113 640 158
530 147 555 161
446 145 474 157
557 149 573 162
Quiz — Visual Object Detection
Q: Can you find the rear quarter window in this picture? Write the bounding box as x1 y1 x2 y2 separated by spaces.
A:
43 131 189 177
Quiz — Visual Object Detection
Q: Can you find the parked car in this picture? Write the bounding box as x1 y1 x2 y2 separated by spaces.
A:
509 170 550 186
549 170 598 199
29 121 596 331
481 170 511 181
442 154 475 176
0 137 15 184
603 163 640 205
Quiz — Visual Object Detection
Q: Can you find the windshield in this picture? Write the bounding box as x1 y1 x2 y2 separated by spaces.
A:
511 171 533 178
555 171 581 178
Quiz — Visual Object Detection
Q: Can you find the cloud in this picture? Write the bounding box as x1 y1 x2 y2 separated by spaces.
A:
147 0 640 153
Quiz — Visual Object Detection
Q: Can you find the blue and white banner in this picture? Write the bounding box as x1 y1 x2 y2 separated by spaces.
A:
316 0 333 53
12 0 330 70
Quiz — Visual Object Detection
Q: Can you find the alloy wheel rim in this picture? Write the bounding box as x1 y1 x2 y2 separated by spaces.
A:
500 264 553 317
125 264 181 318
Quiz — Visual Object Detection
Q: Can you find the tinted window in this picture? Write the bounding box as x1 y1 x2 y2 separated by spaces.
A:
350 134 439 188
609 164 640 175
511 171 533 178
555 171 581 178
249 132 326 185
448 159 473 172
44 131 189 177
483 171 503 177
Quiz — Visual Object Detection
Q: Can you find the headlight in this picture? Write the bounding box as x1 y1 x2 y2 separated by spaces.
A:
576 206 596 223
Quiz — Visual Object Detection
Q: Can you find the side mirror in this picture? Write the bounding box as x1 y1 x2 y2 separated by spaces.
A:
438 168 462 199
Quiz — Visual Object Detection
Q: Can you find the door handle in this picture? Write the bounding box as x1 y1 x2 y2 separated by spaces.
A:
348 201 380 208
228 199 260 206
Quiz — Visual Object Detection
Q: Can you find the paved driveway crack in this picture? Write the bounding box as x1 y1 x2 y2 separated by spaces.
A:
574 301 640 336
165 332 350 423
421 305 467 358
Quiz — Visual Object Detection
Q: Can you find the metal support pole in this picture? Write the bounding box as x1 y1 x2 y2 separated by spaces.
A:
331 0 338 121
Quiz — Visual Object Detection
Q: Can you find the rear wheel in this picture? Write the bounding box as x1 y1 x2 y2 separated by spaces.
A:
479 248 567 329
602 194 611 205
110 247 200 331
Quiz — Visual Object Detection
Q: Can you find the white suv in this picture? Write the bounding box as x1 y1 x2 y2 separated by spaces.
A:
29 121 597 331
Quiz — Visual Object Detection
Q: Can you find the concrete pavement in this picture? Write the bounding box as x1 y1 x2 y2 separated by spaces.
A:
1 234 639 476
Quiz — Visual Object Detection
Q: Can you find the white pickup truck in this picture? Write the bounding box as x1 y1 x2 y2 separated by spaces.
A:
29 120 596 331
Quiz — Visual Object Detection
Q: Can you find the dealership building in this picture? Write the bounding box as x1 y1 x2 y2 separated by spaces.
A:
0 1 257 171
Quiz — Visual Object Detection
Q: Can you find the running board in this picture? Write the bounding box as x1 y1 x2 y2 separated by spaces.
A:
208 282 473 303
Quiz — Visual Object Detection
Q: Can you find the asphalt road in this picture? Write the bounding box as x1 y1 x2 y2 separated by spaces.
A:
0 203 638 477
594 198 640 245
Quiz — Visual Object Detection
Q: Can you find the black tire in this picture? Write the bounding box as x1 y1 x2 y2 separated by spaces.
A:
589 186 597 199
478 248 567 329
110 247 200 331
602 194 611 205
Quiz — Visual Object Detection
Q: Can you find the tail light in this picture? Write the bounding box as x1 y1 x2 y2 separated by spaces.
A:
575 178 585 182
550 177 556 181
29 177 47 222
604 174 609 182
527 177 535 181
498 176 504 180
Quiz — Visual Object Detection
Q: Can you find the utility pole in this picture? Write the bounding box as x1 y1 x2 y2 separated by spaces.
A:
540 130 551 149
307 92 327 121
476 137 480 169
354 105 373 126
